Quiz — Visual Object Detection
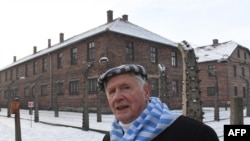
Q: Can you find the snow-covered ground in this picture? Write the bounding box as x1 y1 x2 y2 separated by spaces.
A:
0 107 249 141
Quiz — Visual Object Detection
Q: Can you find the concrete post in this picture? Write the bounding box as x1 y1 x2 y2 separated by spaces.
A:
97 90 102 122
230 96 244 125
178 41 203 122
82 63 93 130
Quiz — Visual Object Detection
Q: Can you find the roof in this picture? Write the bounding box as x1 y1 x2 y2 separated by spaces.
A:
194 41 239 63
0 18 177 71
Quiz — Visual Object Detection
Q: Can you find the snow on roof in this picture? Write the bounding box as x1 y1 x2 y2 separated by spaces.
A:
0 18 177 71
194 41 238 63
108 18 177 47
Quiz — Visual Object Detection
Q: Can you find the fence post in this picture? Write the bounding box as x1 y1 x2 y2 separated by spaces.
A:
230 96 244 124
178 41 203 122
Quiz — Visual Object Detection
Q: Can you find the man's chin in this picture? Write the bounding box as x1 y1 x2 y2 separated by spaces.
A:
116 114 131 123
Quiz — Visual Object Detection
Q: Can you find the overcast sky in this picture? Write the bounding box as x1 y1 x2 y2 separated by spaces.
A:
0 0 249 69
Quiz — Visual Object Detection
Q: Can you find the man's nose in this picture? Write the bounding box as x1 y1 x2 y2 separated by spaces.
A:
112 89 124 101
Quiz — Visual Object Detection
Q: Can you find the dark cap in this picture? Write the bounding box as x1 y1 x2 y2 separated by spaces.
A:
97 64 148 91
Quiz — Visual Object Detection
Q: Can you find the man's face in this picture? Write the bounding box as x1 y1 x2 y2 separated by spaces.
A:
105 73 150 124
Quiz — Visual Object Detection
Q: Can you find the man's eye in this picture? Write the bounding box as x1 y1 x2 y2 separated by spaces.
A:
122 85 130 90
108 90 115 95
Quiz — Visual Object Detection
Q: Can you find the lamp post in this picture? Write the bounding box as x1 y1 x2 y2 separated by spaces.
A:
214 73 220 121
34 85 39 122
7 80 15 117
208 68 220 121
54 80 62 117
54 81 59 117
34 74 42 122
158 64 168 105
96 90 102 122
7 88 12 117
82 63 93 130
97 56 109 122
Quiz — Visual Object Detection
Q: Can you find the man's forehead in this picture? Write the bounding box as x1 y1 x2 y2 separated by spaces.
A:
97 64 148 91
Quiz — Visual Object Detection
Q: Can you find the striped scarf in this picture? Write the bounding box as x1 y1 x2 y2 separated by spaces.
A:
110 97 180 141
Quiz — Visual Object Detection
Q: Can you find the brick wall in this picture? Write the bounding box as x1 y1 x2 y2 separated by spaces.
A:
0 31 184 111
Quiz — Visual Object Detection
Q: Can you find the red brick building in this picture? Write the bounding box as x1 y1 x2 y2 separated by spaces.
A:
195 39 250 107
0 10 183 112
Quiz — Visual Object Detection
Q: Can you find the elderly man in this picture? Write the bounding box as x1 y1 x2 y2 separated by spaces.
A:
98 64 219 141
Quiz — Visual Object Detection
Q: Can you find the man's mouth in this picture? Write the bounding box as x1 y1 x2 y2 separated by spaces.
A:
116 105 129 111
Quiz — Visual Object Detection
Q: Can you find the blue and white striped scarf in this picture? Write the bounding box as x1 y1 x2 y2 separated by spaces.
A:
110 97 180 141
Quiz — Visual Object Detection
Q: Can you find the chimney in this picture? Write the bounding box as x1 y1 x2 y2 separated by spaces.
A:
48 39 51 48
13 56 16 62
33 46 37 54
60 33 64 43
213 39 219 46
122 14 128 21
107 10 113 23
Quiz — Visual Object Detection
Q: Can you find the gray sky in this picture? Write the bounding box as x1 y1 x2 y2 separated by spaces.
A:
0 0 249 69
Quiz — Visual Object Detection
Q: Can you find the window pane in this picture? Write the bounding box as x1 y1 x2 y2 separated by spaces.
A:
126 41 134 61
150 47 157 63
71 48 77 65
207 87 215 96
171 51 177 67
87 42 95 60
69 81 79 95
150 78 158 97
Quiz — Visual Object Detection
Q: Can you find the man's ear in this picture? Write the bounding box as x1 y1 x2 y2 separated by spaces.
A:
143 83 151 98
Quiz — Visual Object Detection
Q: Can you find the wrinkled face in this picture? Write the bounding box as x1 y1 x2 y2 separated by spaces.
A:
105 73 150 124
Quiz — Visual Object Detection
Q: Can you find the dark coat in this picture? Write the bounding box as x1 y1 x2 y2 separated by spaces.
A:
102 115 219 141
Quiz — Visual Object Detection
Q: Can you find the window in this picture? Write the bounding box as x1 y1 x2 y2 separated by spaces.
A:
10 69 13 80
69 80 79 95
5 71 7 81
4 90 8 98
41 85 48 96
242 67 245 76
56 82 64 95
24 87 30 97
57 52 63 68
171 51 177 67
6 89 14 99
150 46 157 63
208 65 216 77
243 87 246 98
14 88 19 98
150 78 158 97
244 51 247 60
172 80 179 96
33 61 38 75
31 85 36 98
237 49 240 58
16 67 19 80
71 48 77 65
207 87 215 96
25 64 29 77
88 78 97 93
234 86 238 96
87 42 95 60
233 65 237 77
126 41 134 61
42 58 47 72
